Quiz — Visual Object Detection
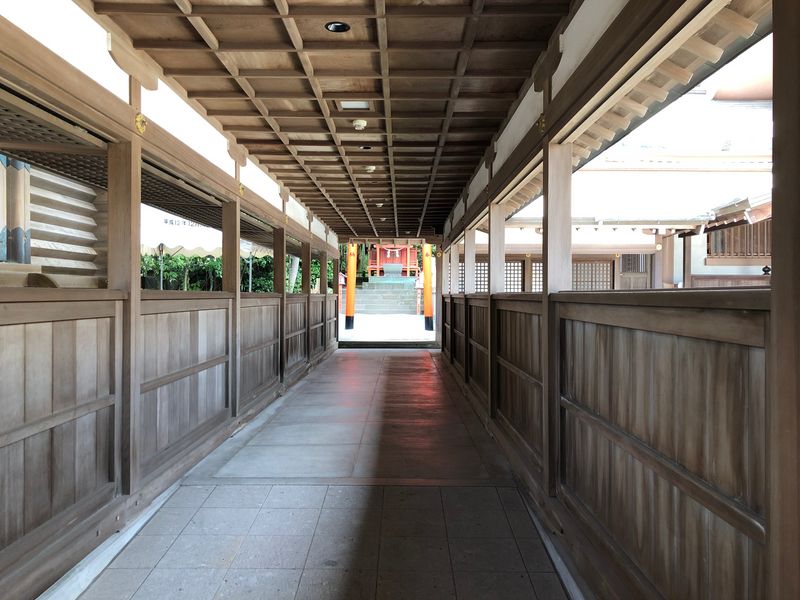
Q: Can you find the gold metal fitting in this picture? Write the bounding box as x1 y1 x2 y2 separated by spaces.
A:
134 113 148 135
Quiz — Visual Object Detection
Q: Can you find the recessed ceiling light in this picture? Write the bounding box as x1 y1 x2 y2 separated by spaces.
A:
380 217 387 222
341 100 370 110
360 145 372 150
365 165 376 173
404 230 410 235
352 119 367 131
376 202 384 208
325 21 351 33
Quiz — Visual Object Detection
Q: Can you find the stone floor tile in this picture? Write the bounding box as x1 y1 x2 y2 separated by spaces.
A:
506 509 539 539
264 485 328 508
441 487 502 512
324 485 384 509
305 532 380 570
449 537 526 572
132 568 227 600
453 571 537 600
109 535 176 569
230 535 312 569
80 569 150 600
203 485 272 508
214 569 301 600
164 485 215 508
314 507 381 537
295 569 377 600
251 422 366 446
376 570 456 600
249 508 320 536
383 486 442 511
379 536 451 572
139 507 197 536
530 572 569 599
184 507 259 535
381 507 446 538
444 506 513 538
157 534 243 569
517 537 555 572
217 445 357 478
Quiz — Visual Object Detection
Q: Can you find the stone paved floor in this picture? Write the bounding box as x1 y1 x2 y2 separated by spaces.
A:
80 350 567 600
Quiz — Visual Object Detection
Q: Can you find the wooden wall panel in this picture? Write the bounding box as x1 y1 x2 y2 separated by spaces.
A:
325 295 337 345
285 296 307 372
310 295 325 356
452 297 465 370
139 302 229 475
240 297 280 406
559 304 768 599
0 304 116 554
467 301 489 398
494 301 544 466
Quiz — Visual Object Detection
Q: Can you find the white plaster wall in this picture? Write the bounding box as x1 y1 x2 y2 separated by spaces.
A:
467 164 489 207
551 0 629 96
494 84 543 171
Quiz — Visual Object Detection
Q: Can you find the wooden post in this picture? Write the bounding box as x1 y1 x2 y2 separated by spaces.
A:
435 248 443 345
331 257 340 340
523 255 534 292
6 159 30 263
770 4 799 597
450 243 460 294
441 249 451 294
0 155 6 262
222 199 240 415
682 234 693 288
320 252 328 349
652 234 664 289
464 228 476 294
301 241 311 362
488 202 505 294
542 141 573 495
423 243 434 330
107 139 142 494
273 227 286 381
345 242 357 329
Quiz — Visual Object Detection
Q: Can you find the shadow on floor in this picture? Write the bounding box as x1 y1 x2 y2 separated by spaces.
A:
79 350 568 600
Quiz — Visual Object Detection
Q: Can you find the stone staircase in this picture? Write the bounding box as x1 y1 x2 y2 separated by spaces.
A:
355 276 420 315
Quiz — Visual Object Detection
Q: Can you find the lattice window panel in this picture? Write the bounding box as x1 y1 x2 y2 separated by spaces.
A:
531 261 543 293
573 261 613 290
621 254 647 273
504 261 523 292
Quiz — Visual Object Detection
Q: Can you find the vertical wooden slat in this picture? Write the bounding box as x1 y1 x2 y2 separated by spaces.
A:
222 199 240 415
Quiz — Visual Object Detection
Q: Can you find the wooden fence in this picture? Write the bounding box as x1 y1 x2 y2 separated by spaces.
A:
442 289 769 598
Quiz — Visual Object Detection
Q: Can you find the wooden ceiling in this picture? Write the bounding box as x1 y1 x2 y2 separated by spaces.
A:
90 0 571 238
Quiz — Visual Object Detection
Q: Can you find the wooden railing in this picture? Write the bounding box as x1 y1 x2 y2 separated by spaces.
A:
442 289 769 598
310 294 326 356
707 219 771 257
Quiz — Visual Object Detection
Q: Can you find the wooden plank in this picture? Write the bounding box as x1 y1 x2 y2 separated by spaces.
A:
0 300 118 326
559 302 766 348
552 288 770 311
140 355 228 394
140 298 231 315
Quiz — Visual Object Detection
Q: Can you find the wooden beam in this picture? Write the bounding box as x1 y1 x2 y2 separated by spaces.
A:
463 228 477 294
273 227 287 380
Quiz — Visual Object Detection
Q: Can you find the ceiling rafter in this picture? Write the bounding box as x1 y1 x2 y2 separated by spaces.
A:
171 0 358 236
376 0 398 236
418 0 485 237
271 0 378 237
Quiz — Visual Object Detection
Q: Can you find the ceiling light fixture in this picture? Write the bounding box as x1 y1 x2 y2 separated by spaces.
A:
352 119 367 131
380 217 387 222
365 165 376 173
360 145 372 150
376 202 384 208
325 21 351 33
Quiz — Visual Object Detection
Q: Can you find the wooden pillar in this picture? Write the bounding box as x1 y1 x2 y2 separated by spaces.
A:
107 139 142 494
273 227 286 381
682 234 693 288
523 255 534 292
441 249 451 294
320 253 328 349
301 241 311 362
463 228 476 294
542 141 573 495
222 199 240 415
435 248 443 344
450 243 460 294
652 235 664 289
423 243 434 330
770 4 800 597
488 203 505 294
331 257 340 340
0 155 6 262
6 158 30 263
345 242 357 329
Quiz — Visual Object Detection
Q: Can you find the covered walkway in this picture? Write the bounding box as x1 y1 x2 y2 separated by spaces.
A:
79 350 565 600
